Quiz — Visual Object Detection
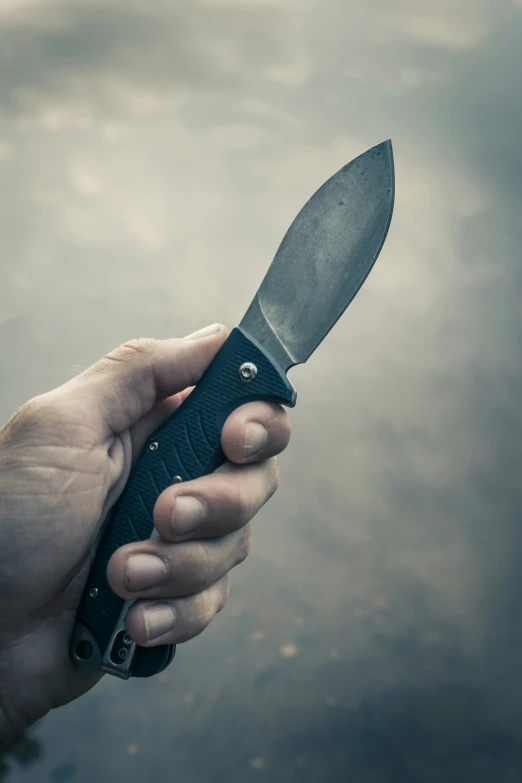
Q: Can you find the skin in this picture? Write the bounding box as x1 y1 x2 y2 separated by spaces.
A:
0 324 291 744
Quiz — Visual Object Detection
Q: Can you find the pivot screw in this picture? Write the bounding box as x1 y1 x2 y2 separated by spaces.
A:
118 648 128 660
89 587 99 599
238 362 258 383
149 441 159 452
171 475 183 484
123 634 133 645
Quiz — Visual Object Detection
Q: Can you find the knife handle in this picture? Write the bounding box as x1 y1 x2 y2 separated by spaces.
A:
70 327 296 678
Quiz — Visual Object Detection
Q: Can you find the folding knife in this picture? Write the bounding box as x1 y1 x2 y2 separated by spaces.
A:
70 139 395 679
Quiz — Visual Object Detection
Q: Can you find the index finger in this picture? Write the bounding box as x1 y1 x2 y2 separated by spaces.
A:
221 400 291 464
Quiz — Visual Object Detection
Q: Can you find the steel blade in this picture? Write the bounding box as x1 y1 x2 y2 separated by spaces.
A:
239 140 395 371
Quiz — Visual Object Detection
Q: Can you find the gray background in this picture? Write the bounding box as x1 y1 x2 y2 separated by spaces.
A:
1 0 522 780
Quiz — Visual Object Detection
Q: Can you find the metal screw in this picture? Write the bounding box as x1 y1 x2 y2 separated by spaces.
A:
118 648 128 660
89 587 99 599
123 634 133 645
171 475 183 484
238 362 258 382
149 441 159 452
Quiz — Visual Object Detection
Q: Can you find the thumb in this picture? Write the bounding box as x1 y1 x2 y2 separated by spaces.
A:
65 323 228 436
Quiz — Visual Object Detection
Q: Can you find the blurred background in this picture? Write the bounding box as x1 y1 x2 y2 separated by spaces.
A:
1 0 522 780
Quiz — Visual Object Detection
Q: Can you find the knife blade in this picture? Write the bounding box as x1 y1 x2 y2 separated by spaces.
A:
70 139 395 679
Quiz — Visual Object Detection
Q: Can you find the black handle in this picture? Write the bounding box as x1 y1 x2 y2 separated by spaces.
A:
70 327 296 677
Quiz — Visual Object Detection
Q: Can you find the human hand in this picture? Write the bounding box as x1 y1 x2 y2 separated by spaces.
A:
0 324 291 743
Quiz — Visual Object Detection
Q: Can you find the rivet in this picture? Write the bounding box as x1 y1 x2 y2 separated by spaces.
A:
149 441 159 452
238 362 258 382
89 587 99 599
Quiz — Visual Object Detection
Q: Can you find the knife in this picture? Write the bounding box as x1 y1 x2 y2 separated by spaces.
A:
70 139 395 679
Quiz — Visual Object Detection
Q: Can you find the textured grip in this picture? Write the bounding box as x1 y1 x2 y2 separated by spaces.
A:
71 328 296 677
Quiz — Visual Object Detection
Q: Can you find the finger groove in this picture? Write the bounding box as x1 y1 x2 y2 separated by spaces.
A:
198 409 213 450
183 421 205 469
157 454 172 484
137 491 150 519
148 470 161 497
125 512 140 541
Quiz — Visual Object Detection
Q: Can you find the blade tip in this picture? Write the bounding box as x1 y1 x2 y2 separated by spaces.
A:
377 139 394 167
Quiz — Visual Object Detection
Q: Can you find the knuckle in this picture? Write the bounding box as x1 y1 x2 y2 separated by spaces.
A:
194 588 217 627
106 338 157 364
281 410 292 439
174 577 230 642
4 393 58 438
20 393 53 420
218 576 230 611
231 479 253 523
236 525 252 564
193 541 213 593
266 458 280 500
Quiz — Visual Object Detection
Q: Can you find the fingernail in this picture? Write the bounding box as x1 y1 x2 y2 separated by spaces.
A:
125 554 167 592
243 422 268 459
172 495 207 534
183 323 222 341
144 603 176 641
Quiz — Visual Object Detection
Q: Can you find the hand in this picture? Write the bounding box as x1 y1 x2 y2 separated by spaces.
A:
0 324 291 743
